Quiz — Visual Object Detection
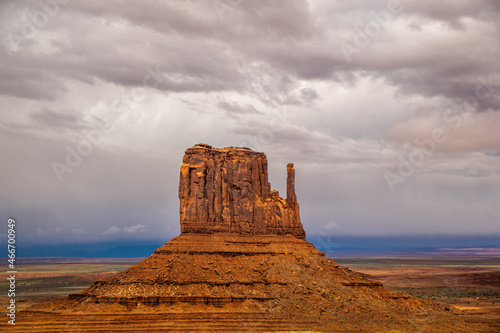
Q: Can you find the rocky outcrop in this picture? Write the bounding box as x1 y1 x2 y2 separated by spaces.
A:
33 232 471 332
178 144 305 238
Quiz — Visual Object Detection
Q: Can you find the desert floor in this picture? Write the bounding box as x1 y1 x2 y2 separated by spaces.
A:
1 255 499 331
334 255 500 318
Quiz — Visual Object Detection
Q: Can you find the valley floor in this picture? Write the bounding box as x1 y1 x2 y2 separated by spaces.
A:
1 255 499 331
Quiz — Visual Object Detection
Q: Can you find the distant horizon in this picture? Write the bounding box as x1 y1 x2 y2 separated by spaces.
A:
7 234 500 258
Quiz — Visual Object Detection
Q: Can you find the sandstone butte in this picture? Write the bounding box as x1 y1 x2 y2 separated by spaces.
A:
14 144 493 332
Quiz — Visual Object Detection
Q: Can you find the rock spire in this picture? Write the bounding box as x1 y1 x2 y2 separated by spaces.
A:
179 144 305 238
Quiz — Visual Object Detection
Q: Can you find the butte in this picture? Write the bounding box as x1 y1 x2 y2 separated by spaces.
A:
20 144 489 332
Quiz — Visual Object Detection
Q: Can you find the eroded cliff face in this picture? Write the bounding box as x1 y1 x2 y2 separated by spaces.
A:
179 144 305 238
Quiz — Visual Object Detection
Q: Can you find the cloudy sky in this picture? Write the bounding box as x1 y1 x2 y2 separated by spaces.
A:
1 0 500 246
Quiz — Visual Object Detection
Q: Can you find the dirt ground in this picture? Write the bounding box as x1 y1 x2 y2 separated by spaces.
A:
333 255 500 319
1 255 499 332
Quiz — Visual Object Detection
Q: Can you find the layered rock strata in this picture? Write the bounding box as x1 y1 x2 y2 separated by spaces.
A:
179 144 305 238
32 233 476 332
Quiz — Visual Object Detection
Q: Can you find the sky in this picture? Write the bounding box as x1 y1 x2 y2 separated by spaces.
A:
1 0 500 247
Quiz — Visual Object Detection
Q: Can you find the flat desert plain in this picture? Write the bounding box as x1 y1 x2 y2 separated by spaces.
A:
334 254 500 330
1 255 499 331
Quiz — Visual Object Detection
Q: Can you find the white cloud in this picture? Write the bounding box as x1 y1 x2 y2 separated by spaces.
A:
72 228 89 235
103 226 121 235
103 224 147 235
123 224 146 234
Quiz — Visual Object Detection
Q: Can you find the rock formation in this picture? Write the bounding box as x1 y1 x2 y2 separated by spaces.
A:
22 144 491 332
179 144 305 238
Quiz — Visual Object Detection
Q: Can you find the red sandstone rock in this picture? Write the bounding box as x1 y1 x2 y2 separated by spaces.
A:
179 144 305 238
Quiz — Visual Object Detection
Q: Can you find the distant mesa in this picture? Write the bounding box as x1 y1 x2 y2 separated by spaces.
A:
22 144 486 332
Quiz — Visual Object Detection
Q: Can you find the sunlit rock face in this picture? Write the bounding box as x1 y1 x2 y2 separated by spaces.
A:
179 144 305 239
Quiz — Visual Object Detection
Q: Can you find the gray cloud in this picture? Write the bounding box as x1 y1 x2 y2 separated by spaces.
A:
1 0 500 243
384 108 500 153
30 107 83 129
217 99 263 117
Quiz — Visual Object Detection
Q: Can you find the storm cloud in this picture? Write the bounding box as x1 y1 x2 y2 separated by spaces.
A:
1 0 499 245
